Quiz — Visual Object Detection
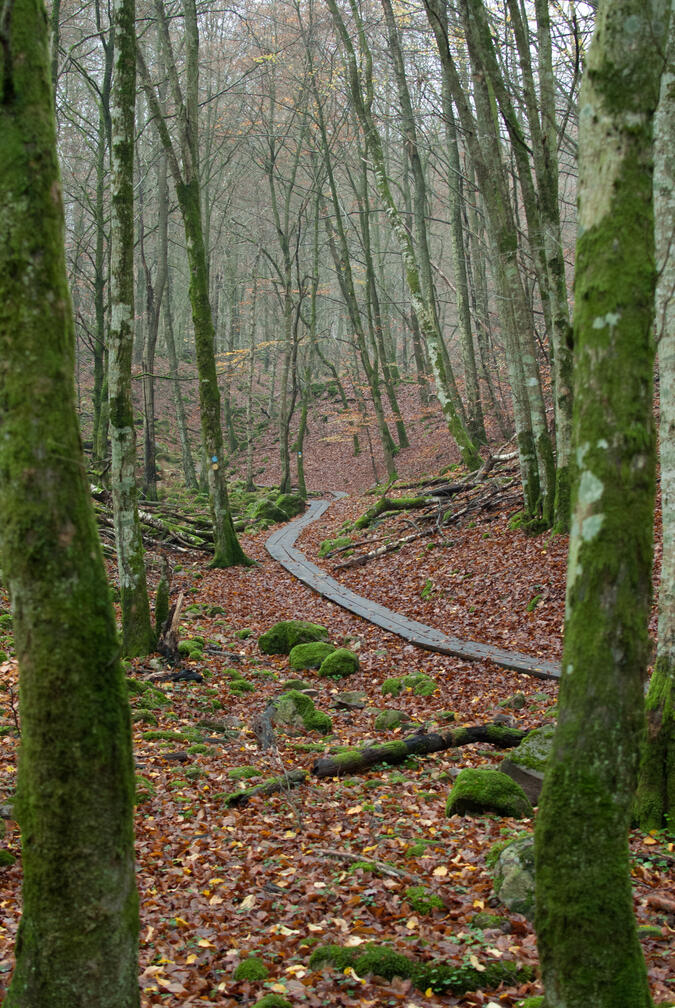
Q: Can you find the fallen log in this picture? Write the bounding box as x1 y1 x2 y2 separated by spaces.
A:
222 769 307 808
311 723 529 778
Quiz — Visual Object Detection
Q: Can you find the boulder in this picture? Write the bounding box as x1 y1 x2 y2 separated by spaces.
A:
491 835 535 919
289 641 336 670
258 620 329 655
374 709 411 731
271 690 332 735
332 691 368 710
318 647 360 678
275 492 305 518
446 767 533 819
499 725 555 805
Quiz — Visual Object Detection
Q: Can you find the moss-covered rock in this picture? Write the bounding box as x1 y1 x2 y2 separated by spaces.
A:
259 620 329 655
446 767 533 819
132 709 158 726
500 725 555 804
318 647 360 679
471 911 505 930
233 955 269 981
0 848 17 867
275 492 305 518
404 885 445 914
281 678 313 691
382 677 404 697
289 641 336 670
271 690 332 734
382 673 436 697
491 835 536 919
500 691 527 710
250 498 288 524
374 709 409 731
135 775 156 805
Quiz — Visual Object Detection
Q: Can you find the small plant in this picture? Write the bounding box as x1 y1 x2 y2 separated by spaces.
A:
420 578 434 600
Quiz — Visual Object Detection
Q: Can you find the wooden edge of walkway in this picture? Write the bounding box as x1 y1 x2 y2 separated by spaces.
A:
265 493 561 682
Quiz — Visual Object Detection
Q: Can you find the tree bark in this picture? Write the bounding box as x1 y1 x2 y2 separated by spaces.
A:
637 9 675 831
0 0 139 1000
534 3 667 1003
108 0 155 656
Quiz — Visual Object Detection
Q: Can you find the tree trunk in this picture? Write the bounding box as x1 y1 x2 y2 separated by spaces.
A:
108 0 155 656
636 9 675 831
164 273 198 491
535 3 667 1003
0 0 139 1001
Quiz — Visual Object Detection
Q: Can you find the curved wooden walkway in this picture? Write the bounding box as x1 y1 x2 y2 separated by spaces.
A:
266 494 560 681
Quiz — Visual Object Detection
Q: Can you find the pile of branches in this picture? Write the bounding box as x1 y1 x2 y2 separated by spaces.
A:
326 452 521 571
92 487 214 555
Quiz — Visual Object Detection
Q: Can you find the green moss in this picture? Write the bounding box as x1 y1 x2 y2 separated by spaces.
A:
0 849 17 867
187 744 209 754
289 641 336 670
135 775 156 804
233 955 269 981
229 679 255 695
318 647 360 679
258 620 329 655
382 677 403 697
224 667 245 680
446 768 533 819
252 995 293 1008
282 678 313 691
234 628 252 639
228 765 261 781
142 730 189 743
405 885 445 914
347 860 378 874
275 492 305 518
471 912 505 930
516 999 546 1008
402 673 437 696
319 535 352 557
309 942 531 994
132 709 157 726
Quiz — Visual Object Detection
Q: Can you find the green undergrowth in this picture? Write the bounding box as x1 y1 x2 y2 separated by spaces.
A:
309 942 532 994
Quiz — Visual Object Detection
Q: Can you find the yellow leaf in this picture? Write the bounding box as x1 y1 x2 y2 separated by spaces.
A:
346 805 362 815
185 954 197 965
174 917 190 928
643 836 657 845
308 923 324 932
469 954 486 972
239 894 256 910
197 938 214 948
345 935 366 946
406 916 419 930
473 899 484 909
433 865 448 877
270 982 289 993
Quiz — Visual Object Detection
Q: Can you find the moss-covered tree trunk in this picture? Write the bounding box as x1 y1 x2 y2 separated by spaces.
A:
534 2 667 1004
0 0 140 1002
637 8 675 831
108 0 155 656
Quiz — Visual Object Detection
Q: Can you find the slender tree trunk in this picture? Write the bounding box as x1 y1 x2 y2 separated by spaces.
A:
108 0 155 656
164 273 198 491
0 0 139 1001
637 9 675 831
535 2 667 1004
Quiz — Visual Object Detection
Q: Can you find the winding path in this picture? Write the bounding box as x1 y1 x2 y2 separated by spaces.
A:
266 494 561 682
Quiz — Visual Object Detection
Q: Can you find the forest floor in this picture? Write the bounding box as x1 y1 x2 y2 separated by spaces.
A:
1 367 674 1006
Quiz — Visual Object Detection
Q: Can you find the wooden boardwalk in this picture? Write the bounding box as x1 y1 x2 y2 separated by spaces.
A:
266 495 561 682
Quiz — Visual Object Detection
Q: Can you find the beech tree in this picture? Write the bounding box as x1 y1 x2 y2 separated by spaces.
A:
0 0 139 1002
637 7 675 830
534 1 669 1005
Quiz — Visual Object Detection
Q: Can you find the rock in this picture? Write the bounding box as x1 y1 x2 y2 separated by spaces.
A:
318 647 360 679
374 709 411 731
500 691 527 710
446 767 533 819
271 690 332 735
250 498 288 524
499 725 555 804
491 835 536 919
332 691 368 710
258 620 329 655
289 641 336 669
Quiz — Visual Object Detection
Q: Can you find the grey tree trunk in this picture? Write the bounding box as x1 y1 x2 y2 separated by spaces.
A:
108 0 155 656
535 2 668 1004
637 7 675 831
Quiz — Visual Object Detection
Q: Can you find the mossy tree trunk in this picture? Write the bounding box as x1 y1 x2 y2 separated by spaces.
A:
637 9 675 831
534 3 668 1004
0 0 140 1002
137 0 249 566
108 0 155 656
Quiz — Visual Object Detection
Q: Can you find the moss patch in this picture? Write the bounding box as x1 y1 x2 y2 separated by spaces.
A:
233 955 269 981
404 885 445 914
272 690 332 734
